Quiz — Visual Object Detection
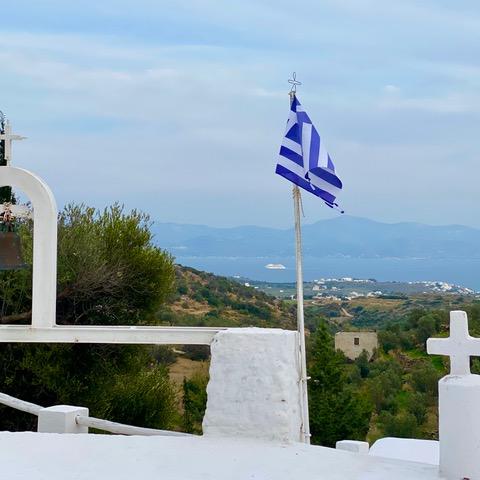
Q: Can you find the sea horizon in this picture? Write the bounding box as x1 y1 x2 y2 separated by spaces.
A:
175 255 480 290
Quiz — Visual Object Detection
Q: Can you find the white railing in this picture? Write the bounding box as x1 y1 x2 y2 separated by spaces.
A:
0 325 224 345
0 392 42 416
75 415 190 436
0 392 191 437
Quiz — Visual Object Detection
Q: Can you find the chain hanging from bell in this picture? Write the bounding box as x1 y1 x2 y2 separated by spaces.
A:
0 206 27 270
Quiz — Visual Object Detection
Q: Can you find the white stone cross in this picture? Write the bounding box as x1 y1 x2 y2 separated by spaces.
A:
427 310 480 375
0 120 27 165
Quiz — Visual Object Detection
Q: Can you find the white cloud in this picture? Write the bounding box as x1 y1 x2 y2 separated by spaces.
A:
320 0 480 32
1 0 480 227
383 85 400 94
379 93 480 114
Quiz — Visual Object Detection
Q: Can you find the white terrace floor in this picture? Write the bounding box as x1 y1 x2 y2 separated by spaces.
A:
1 432 440 480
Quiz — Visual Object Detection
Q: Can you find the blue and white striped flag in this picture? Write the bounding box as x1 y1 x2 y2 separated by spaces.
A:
276 95 343 209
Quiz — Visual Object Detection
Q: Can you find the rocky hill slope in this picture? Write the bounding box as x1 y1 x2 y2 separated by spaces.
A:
157 265 295 330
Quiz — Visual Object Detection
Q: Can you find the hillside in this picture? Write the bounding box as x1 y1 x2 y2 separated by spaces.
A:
303 294 477 332
157 265 295 330
157 265 477 334
157 265 480 442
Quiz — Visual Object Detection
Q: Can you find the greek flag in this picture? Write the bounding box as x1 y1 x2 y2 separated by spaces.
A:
276 95 343 209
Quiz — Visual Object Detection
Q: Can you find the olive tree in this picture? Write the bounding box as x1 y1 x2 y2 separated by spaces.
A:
0 204 177 431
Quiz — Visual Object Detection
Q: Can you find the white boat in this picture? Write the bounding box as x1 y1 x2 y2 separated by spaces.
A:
265 263 286 270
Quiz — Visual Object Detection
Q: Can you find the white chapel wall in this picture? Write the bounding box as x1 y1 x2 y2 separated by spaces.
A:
203 328 302 443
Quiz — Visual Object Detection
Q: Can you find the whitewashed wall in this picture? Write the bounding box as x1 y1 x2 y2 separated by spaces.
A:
203 328 302 443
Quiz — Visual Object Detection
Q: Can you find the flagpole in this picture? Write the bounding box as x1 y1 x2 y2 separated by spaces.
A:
289 89 311 445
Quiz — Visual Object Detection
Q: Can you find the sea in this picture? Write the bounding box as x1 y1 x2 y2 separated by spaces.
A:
175 256 480 290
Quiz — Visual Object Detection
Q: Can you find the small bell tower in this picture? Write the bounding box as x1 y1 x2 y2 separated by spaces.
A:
0 112 29 270
0 111 12 203
0 112 27 170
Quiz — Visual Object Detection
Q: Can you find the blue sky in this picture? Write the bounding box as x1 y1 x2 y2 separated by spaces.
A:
1 1 480 227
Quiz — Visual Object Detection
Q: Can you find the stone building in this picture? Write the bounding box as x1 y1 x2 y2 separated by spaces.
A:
335 331 378 360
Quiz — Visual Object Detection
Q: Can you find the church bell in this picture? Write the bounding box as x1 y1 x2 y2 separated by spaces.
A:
0 231 27 270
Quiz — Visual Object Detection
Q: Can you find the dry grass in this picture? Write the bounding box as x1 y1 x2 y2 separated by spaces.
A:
349 297 404 310
168 357 210 412
168 357 209 386
170 300 211 316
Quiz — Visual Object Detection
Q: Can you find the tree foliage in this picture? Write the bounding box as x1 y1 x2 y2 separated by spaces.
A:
378 411 418 438
308 322 372 447
182 372 208 434
0 204 177 431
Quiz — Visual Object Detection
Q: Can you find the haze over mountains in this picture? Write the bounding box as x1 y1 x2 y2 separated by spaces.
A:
152 216 480 260
151 216 480 289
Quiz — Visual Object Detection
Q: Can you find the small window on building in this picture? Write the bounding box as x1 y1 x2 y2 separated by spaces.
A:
354 337 360 346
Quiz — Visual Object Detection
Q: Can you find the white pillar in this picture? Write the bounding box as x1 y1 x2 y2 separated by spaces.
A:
439 374 480 480
0 167 57 328
336 440 369 454
427 311 480 479
38 405 89 434
203 328 302 443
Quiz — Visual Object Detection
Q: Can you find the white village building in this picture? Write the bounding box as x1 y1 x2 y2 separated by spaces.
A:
0 125 479 479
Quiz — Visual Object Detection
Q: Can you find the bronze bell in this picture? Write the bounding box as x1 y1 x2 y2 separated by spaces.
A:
0 231 27 270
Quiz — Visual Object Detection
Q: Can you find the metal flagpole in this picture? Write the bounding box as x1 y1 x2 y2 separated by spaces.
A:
289 85 311 444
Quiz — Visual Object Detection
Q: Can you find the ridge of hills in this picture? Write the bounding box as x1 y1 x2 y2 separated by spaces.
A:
156 265 295 330
158 265 476 333
152 216 480 259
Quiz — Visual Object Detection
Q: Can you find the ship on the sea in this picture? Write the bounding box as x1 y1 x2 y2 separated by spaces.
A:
265 263 286 270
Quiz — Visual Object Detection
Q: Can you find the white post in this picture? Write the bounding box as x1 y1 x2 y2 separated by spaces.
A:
427 310 480 479
38 405 89 434
438 374 480 479
0 167 58 328
203 328 303 443
336 440 369 454
293 184 310 444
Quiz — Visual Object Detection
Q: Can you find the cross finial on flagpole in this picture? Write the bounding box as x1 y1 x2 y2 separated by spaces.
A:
0 118 27 166
288 72 301 94
427 310 480 374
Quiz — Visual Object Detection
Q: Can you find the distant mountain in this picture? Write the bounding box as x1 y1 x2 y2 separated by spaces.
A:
151 216 480 260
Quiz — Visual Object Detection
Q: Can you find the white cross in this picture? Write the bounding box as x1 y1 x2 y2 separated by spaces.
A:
0 120 27 165
427 310 480 375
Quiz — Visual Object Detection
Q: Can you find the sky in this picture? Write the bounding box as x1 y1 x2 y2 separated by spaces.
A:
1 0 480 228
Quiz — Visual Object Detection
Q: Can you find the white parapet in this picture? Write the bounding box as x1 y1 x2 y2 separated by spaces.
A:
369 437 438 465
336 440 369 454
38 405 89 434
203 328 302 443
439 374 480 480
427 310 480 480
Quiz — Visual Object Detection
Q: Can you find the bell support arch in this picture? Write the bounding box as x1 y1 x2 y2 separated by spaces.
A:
0 165 222 344
0 166 57 328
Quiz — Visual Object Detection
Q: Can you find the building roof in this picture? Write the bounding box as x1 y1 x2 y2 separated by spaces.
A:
369 437 439 465
0 432 441 480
